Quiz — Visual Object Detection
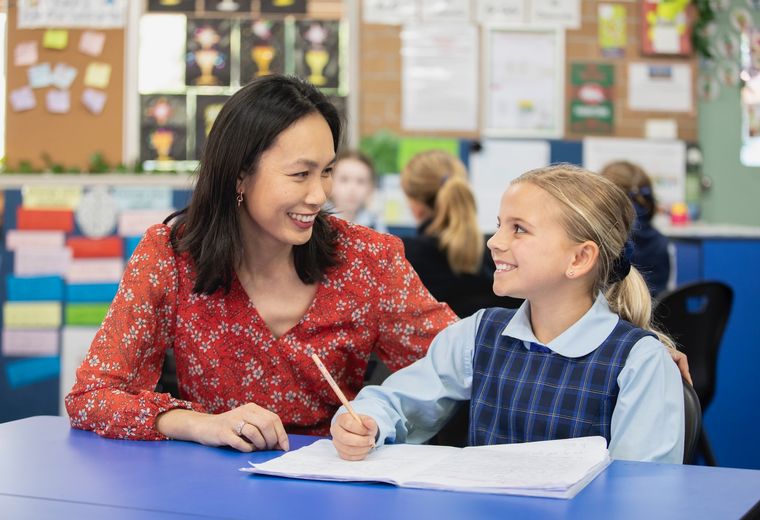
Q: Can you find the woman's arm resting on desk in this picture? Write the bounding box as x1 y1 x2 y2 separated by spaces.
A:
157 403 289 452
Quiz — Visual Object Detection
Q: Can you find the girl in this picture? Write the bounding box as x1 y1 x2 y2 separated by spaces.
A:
400 150 520 319
331 164 685 463
328 150 383 230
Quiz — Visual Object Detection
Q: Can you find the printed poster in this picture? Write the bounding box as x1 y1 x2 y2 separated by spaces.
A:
569 63 614 135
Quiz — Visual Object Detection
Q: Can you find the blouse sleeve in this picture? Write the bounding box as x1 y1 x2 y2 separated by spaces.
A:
64 225 206 440
372 234 458 371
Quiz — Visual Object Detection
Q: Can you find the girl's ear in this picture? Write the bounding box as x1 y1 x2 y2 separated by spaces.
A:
567 240 599 279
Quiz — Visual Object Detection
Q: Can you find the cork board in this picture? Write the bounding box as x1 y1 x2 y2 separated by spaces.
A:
359 0 698 141
5 5 124 171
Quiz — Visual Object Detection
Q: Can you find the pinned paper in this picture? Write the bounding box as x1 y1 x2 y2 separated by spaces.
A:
3 302 63 328
118 209 175 236
52 63 78 89
28 62 53 89
82 88 107 115
14 247 73 277
5 230 66 250
6 357 60 389
22 185 82 209
60 327 99 415
84 62 111 89
79 30 106 57
6 275 65 301
112 186 173 210
10 86 36 112
2 329 59 357
14 41 38 66
46 89 71 114
65 303 111 326
66 258 124 283
43 29 69 50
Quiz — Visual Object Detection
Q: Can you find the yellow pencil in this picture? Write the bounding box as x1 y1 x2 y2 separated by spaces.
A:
310 353 363 426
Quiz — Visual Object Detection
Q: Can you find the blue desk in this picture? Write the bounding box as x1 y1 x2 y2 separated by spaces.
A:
1 417 759 519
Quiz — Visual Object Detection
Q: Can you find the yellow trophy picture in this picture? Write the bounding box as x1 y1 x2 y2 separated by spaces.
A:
252 45 275 76
150 129 175 162
305 48 329 86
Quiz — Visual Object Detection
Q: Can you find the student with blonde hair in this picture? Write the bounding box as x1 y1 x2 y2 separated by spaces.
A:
400 150 519 319
332 164 686 463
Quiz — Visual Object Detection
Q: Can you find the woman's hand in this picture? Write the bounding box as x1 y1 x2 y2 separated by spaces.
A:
157 403 289 453
670 349 692 386
330 413 377 461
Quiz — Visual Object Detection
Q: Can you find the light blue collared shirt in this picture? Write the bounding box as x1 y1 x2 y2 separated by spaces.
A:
340 294 685 464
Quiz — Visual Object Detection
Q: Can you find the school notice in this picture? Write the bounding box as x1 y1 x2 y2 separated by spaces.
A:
242 436 611 499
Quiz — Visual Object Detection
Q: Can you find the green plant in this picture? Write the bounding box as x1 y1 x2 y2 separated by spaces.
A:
359 130 400 175
88 151 110 174
18 160 35 174
692 0 716 59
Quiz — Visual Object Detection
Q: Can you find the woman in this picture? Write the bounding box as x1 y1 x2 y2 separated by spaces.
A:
400 150 521 319
65 75 456 452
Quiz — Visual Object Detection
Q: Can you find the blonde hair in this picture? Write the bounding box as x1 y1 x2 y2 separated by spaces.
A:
401 150 483 274
514 164 675 351
600 161 657 221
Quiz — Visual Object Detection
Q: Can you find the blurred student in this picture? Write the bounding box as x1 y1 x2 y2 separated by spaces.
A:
600 161 671 296
400 150 520 319
329 151 384 230
332 164 685 464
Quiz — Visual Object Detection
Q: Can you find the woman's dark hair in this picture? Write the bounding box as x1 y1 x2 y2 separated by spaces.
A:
166 75 342 295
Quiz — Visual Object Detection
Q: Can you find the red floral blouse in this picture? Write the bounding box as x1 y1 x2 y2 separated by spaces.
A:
65 217 457 439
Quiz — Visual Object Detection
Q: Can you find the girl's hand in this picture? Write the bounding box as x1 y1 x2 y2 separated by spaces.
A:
670 349 692 386
158 404 289 453
330 413 377 461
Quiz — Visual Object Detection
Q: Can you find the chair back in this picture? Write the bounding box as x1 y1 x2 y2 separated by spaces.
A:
682 379 702 464
654 281 733 410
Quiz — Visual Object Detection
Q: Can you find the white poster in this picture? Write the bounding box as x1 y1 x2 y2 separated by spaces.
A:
475 0 526 23
484 27 564 137
583 137 686 209
470 139 551 232
401 23 478 131
362 0 419 25
18 0 128 29
420 0 471 21
628 63 693 113
529 0 581 29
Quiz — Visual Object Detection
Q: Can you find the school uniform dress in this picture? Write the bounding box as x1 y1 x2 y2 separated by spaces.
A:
402 220 521 319
347 293 685 463
65 217 456 439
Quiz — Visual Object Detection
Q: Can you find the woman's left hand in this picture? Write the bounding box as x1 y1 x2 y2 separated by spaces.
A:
670 349 692 386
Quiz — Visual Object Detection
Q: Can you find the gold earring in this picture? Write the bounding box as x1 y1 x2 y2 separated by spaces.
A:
236 191 243 207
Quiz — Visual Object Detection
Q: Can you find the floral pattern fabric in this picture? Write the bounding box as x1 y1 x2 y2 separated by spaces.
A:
65 217 456 439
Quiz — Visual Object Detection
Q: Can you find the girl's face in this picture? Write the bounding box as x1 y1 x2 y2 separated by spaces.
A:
329 158 374 216
236 112 335 250
487 182 579 301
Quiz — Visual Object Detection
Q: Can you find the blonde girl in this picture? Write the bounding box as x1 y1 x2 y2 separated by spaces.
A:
332 164 685 464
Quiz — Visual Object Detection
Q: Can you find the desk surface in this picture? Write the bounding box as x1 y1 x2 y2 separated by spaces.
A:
1 416 759 520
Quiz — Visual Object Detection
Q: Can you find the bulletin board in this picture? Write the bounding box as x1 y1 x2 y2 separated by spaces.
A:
359 1 699 142
5 5 125 171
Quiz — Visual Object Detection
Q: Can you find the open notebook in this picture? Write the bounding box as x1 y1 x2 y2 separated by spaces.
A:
242 436 611 499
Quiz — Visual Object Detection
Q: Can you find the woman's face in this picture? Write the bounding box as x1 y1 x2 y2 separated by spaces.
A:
329 158 374 216
237 112 335 249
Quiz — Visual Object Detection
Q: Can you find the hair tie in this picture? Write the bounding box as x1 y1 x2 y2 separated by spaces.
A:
608 239 634 284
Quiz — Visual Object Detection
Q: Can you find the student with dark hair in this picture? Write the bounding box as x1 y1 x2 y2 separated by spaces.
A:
600 161 671 296
66 75 456 452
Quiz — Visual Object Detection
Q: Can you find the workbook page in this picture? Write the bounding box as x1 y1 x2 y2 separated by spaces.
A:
243 439 457 485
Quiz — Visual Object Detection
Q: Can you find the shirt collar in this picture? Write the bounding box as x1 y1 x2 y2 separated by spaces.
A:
502 292 619 358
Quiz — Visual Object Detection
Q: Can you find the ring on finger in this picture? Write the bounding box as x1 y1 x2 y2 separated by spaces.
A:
236 420 247 437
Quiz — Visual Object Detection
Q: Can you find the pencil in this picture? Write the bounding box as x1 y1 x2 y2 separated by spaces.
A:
310 353 363 426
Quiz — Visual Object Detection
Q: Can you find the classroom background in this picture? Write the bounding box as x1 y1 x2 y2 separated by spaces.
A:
0 0 759 471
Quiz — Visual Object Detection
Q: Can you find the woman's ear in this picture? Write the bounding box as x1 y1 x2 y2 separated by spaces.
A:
236 173 247 194
567 240 599 279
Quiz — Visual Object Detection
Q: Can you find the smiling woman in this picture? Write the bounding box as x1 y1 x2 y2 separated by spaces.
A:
65 75 457 453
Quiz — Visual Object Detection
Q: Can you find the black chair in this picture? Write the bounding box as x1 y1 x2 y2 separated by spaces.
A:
654 281 733 466
682 378 702 464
